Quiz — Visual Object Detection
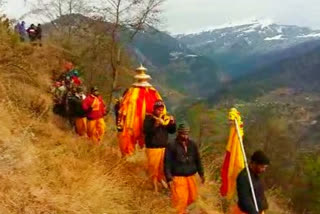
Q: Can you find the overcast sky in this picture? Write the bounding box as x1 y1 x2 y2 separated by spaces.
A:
163 0 320 33
3 0 320 33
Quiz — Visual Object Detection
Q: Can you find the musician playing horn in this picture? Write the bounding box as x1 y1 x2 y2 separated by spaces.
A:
143 99 176 192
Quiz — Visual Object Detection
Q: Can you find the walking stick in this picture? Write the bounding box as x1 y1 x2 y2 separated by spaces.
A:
234 119 259 213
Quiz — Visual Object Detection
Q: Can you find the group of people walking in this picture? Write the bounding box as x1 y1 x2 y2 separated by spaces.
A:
51 62 106 144
142 100 270 214
51 62 270 214
14 21 42 45
143 100 204 213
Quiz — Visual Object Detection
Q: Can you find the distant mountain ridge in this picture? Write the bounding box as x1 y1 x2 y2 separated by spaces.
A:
45 15 320 99
176 18 320 77
177 18 320 53
130 28 221 96
208 42 320 103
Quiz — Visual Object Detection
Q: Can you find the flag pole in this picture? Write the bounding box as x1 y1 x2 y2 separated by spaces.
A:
234 119 259 212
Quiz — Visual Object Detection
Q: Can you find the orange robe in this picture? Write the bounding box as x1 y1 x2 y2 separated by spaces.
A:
82 95 106 144
171 175 198 214
230 205 247 214
146 148 165 182
87 118 106 144
75 117 87 136
118 87 163 156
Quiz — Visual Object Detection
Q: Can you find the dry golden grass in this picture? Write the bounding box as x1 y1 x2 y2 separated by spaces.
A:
0 22 179 214
0 23 175 213
0 111 173 213
0 22 289 214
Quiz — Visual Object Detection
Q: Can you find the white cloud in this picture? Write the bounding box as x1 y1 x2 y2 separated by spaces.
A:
163 0 320 34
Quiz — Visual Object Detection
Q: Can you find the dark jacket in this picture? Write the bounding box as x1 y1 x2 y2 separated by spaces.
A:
27 27 37 40
237 168 268 214
143 114 176 148
36 26 42 39
68 94 86 118
164 139 204 182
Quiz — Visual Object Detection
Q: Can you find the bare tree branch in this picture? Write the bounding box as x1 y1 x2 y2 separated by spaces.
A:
27 0 166 115
96 0 166 114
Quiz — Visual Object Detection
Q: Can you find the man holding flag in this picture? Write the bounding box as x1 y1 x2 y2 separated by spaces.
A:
234 151 270 214
220 108 270 214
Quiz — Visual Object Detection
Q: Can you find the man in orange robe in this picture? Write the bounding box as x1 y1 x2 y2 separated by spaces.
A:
82 87 106 144
143 100 176 192
164 124 205 214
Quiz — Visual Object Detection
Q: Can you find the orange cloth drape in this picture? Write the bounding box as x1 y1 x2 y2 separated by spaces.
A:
75 117 87 136
171 175 198 214
87 118 106 144
118 86 164 156
220 108 245 198
118 133 135 156
230 205 265 214
230 205 247 214
146 148 165 182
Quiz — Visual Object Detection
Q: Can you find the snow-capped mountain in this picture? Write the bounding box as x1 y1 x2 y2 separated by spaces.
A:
177 18 320 54
175 19 320 76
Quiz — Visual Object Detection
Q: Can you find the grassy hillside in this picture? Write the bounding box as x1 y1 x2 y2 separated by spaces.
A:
0 22 172 213
0 19 227 214
0 15 295 213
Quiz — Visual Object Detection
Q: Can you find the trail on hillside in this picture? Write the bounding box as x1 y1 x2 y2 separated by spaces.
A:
0 44 221 214
0 22 294 214
0 103 222 213
0 106 171 213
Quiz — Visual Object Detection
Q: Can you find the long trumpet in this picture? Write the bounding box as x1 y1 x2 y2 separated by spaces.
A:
152 113 172 126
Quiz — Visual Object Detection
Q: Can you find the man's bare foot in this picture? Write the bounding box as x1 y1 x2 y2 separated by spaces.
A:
153 179 159 193
160 179 168 189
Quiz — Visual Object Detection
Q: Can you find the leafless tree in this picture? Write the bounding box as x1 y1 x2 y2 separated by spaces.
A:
29 0 166 114
32 0 89 20
29 0 90 38
94 0 166 113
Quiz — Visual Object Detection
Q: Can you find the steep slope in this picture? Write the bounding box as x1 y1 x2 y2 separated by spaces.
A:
0 31 174 213
0 18 292 214
0 21 224 214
